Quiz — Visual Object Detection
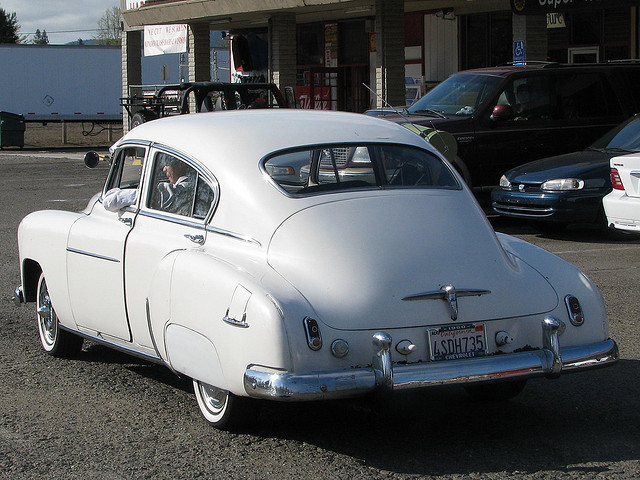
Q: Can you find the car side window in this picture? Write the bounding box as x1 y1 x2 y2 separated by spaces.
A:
496 76 554 123
557 73 622 119
105 147 146 191
147 151 214 219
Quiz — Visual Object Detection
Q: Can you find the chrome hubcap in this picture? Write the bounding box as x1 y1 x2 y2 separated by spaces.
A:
200 383 227 414
38 281 56 346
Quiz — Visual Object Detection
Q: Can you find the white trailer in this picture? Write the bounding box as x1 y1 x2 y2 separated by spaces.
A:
0 44 122 122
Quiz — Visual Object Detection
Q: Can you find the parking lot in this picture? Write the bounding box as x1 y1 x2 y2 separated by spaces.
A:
0 150 639 480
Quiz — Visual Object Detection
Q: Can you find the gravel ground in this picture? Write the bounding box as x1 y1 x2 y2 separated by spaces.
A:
0 152 639 480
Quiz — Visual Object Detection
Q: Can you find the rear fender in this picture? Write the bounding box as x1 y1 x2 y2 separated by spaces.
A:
147 249 291 395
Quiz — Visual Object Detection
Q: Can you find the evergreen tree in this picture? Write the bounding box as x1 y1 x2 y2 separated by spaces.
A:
33 29 49 45
0 8 20 43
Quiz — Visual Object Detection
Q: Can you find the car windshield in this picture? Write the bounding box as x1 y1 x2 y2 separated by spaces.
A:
407 73 503 116
590 115 640 153
263 143 460 195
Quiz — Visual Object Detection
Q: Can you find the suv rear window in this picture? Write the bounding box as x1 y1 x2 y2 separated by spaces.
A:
264 144 460 195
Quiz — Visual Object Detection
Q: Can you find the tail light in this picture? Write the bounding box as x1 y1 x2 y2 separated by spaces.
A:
610 168 625 191
303 317 322 350
565 295 584 326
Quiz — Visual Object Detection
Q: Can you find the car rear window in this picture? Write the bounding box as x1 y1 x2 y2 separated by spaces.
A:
263 144 460 195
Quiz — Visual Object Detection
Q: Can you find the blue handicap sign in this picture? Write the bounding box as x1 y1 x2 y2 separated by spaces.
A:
513 40 525 65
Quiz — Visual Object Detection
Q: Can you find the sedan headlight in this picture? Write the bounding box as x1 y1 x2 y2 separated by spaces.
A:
541 178 584 191
499 175 512 188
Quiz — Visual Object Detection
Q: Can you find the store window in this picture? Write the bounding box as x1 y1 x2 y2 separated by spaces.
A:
548 7 630 63
460 12 512 70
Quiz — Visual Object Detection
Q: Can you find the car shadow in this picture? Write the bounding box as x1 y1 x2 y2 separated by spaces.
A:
75 337 639 476
243 359 640 476
489 215 640 245
79 341 193 394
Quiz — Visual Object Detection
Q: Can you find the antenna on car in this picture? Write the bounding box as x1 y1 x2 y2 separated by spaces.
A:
362 82 413 124
362 83 457 162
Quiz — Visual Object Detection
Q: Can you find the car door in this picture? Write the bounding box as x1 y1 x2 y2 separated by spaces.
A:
66 144 148 341
121 147 217 349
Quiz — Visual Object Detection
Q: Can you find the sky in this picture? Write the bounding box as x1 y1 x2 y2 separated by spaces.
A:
1 0 120 44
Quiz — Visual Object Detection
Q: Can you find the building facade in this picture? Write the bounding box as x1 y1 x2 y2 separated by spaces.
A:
120 0 640 130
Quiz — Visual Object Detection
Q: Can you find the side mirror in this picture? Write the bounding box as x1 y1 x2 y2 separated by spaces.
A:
84 151 111 168
490 104 513 122
83 151 100 169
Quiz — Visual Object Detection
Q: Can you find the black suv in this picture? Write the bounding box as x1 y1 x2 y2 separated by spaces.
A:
370 62 640 193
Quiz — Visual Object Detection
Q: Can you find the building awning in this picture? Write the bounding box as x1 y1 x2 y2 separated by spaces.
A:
511 0 640 15
122 0 378 29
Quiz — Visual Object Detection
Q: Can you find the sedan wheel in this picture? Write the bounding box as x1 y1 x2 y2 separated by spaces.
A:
36 273 83 357
193 380 244 429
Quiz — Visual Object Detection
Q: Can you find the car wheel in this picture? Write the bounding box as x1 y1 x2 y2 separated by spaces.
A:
464 379 527 402
193 380 245 429
130 111 155 129
36 273 83 357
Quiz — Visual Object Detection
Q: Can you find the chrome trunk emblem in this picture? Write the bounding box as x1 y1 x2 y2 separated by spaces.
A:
402 284 491 321
441 285 458 320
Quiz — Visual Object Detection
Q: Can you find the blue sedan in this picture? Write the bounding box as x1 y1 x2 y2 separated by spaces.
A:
491 114 640 231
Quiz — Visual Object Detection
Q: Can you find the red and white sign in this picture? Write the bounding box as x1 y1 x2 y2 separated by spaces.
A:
125 0 146 9
144 24 188 56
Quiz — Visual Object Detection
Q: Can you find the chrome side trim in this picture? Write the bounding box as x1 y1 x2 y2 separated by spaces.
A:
66 247 120 263
205 225 262 246
58 323 163 364
138 210 207 230
244 334 618 401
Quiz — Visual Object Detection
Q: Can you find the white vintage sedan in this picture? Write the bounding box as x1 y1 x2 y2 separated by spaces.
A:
15 110 618 428
604 153 640 233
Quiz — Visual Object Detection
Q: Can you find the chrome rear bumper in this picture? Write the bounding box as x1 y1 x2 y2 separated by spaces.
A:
243 317 618 401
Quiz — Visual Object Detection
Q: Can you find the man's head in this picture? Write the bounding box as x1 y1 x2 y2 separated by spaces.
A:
163 159 188 184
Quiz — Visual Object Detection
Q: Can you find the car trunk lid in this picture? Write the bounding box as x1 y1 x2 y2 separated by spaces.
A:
267 191 558 330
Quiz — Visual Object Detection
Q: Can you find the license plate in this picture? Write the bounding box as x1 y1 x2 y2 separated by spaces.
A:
428 323 486 361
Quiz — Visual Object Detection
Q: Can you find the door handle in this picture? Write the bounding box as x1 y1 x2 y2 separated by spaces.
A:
184 234 205 245
119 217 133 226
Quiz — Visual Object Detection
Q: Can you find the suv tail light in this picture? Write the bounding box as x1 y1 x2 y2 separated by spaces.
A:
610 168 625 191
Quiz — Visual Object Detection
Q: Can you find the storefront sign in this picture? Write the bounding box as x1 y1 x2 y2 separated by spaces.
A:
144 24 188 56
512 0 640 15
547 12 566 28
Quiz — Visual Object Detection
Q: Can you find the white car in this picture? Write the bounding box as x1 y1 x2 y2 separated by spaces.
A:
14 110 618 429
604 154 640 233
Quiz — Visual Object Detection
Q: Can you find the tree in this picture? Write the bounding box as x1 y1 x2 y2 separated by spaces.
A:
95 6 121 46
0 8 20 43
33 29 49 45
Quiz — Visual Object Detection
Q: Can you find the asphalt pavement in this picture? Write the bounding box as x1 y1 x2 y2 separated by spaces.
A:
1 150 639 480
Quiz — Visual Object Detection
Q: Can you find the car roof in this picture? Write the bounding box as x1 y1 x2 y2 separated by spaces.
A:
456 61 640 78
119 109 432 171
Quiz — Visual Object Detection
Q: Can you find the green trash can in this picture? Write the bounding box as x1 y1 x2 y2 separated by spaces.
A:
0 111 25 149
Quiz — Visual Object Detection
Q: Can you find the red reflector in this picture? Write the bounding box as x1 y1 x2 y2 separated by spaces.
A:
610 168 625 191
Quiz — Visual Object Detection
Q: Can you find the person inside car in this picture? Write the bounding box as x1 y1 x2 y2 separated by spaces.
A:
157 159 194 215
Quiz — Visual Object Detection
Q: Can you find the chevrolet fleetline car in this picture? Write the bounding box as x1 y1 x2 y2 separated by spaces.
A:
14 110 618 428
